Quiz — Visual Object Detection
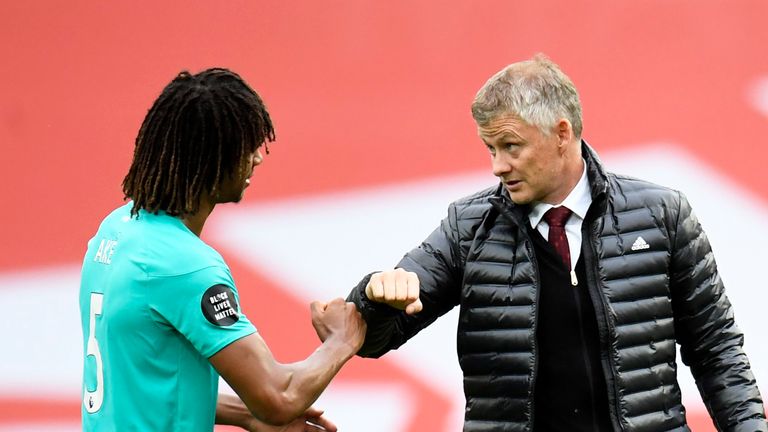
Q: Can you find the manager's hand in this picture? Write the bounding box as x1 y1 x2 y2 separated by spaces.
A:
365 268 423 315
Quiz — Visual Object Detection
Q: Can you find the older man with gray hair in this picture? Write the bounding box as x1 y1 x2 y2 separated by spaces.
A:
344 54 766 431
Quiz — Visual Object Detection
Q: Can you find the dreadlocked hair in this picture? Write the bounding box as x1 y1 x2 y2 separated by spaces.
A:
122 68 275 217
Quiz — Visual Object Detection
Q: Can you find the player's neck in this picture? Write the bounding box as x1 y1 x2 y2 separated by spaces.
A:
182 200 214 237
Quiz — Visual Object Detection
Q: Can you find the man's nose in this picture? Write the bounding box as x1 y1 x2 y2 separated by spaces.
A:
253 150 264 166
491 154 511 177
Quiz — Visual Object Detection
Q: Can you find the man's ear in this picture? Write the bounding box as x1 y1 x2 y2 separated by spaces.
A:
555 118 573 151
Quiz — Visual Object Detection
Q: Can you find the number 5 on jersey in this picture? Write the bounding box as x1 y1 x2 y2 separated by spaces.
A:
84 293 104 413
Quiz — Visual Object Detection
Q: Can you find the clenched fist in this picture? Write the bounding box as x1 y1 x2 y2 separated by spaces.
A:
310 298 366 352
365 268 423 315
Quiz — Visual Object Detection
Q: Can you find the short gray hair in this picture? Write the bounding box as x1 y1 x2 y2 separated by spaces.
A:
471 54 583 138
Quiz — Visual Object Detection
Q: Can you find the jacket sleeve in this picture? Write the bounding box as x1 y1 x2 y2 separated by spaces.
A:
347 202 464 358
669 191 767 431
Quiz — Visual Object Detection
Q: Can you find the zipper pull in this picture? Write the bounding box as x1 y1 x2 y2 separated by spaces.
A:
570 270 578 286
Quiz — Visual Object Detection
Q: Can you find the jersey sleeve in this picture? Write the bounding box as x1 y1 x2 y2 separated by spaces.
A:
148 265 257 358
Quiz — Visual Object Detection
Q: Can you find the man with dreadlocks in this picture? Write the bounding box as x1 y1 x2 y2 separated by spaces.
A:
79 68 366 431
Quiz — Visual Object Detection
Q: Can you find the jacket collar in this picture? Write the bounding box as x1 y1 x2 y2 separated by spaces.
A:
581 140 608 200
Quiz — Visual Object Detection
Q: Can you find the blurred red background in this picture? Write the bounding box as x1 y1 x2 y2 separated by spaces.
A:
1 1 767 431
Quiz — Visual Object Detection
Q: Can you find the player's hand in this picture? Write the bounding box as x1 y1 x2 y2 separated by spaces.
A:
245 406 337 431
365 268 423 315
310 298 366 352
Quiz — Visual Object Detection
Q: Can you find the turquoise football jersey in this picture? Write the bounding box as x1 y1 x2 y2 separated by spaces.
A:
80 202 257 431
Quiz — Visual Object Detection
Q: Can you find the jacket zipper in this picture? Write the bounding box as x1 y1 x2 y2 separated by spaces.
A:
582 219 624 432
523 236 540 431
571 272 602 431
490 196 551 431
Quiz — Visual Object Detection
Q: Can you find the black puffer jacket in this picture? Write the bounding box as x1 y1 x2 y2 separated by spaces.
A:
349 142 766 431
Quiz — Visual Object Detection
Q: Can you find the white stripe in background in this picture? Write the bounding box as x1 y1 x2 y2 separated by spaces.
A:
0 265 82 397
748 75 768 118
212 143 768 430
312 383 414 432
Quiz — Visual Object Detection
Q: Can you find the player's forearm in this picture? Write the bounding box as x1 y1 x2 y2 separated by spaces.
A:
267 337 355 423
215 393 257 430
212 331 357 426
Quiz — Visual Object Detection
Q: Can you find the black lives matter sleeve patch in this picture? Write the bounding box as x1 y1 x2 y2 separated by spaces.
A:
201 284 240 326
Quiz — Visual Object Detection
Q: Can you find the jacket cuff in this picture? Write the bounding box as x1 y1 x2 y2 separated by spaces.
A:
347 272 399 322
726 418 768 432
